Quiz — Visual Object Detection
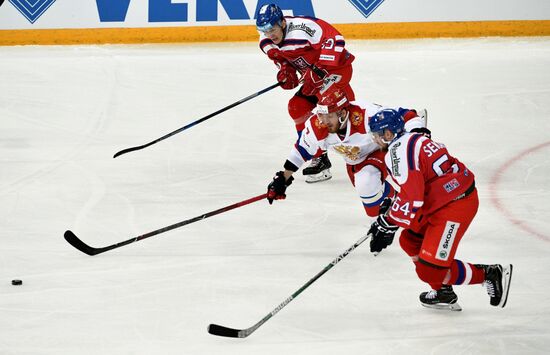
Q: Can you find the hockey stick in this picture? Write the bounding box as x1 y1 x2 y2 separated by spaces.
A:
207 233 370 338
64 193 267 256
113 82 281 158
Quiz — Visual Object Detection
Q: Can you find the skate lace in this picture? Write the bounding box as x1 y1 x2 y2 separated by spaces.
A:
425 290 438 299
485 281 496 297
309 157 322 167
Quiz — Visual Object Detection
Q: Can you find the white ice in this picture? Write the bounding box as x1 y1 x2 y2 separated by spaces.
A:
1 37 550 355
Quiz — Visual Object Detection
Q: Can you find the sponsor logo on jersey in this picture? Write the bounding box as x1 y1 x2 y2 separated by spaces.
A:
287 22 317 37
351 111 363 126
390 142 402 177
333 145 361 160
8 0 56 24
320 54 335 61
444 178 460 193
436 221 460 261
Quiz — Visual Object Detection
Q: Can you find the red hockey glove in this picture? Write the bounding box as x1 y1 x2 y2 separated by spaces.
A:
266 48 285 62
277 63 300 90
267 171 294 204
368 214 398 255
301 67 328 96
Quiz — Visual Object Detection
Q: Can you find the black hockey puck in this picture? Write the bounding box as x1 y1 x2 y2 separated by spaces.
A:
11 279 23 286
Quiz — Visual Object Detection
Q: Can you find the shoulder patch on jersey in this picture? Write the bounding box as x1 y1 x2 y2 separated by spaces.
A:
350 110 364 126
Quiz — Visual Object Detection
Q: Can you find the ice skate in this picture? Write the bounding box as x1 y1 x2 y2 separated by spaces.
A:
303 152 332 183
419 285 462 311
476 264 513 308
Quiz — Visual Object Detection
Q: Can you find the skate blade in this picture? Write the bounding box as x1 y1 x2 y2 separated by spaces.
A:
421 302 462 312
498 264 513 308
305 170 332 183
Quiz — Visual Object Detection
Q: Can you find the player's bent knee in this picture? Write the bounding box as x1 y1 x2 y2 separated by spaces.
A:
399 230 423 257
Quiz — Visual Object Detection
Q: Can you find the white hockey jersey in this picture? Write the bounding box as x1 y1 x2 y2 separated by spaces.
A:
286 100 424 169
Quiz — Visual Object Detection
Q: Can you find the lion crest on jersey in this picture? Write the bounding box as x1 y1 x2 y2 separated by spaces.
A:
333 145 361 160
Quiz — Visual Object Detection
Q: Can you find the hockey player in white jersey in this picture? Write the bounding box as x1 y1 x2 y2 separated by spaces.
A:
266 89 428 220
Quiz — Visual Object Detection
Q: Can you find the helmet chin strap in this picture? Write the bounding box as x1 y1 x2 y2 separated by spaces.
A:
338 110 349 130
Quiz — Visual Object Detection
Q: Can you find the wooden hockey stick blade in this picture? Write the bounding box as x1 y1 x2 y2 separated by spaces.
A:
64 230 104 256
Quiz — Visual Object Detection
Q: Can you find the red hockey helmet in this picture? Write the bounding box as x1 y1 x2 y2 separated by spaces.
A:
316 88 349 114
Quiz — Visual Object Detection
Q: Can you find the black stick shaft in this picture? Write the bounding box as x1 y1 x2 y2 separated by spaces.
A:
65 193 268 255
113 82 281 158
208 234 370 338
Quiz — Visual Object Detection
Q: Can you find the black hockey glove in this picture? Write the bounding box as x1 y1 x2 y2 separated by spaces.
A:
378 197 393 215
411 127 432 139
267 171 294 205
368 214 398 254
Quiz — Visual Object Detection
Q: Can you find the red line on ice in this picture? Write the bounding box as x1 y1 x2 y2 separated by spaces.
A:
489 141 550 242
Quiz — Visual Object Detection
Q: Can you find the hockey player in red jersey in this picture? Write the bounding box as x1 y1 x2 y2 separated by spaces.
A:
367 109 513 310
256 3 356 183
265 89 427 219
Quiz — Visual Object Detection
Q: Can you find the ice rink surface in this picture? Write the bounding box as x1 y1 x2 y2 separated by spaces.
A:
1 37 550 354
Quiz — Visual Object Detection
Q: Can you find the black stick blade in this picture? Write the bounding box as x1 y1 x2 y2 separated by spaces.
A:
207 324 243 338
64 230 101 256
113 145 144 158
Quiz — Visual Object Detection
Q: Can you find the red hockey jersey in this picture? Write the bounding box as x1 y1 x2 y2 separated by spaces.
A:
385 133 476 228
259 16 354 73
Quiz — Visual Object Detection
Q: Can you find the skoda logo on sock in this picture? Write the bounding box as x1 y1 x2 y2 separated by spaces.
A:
8 0 56 24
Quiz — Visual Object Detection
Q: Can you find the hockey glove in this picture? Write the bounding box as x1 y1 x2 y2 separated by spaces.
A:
378 196 393 216
368 214 398 254
411 127 432 139
267 171 294 204
301 67 328 96
267 48 285 62
277 63 300 90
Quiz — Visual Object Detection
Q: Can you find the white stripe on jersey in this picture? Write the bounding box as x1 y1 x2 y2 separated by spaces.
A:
262 42 279 54
281 44 310 52
413 135 423 172
385 133 428 185
284 17 323 44
389 211 411 226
